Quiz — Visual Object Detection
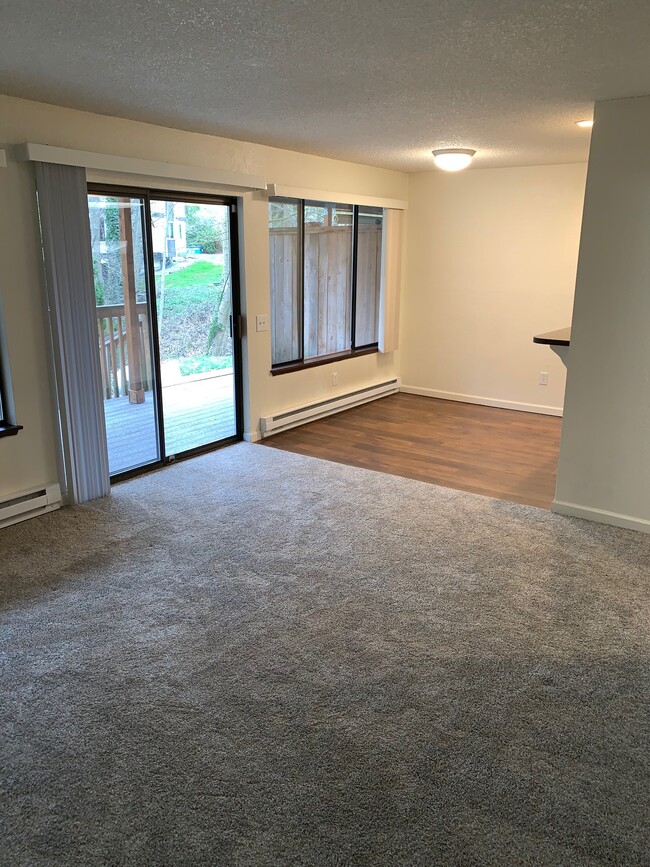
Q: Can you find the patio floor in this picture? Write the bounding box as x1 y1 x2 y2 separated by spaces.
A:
104 373 236 474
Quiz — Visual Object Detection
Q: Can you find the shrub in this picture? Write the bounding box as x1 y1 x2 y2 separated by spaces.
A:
178 355 232 377
185 206 224 255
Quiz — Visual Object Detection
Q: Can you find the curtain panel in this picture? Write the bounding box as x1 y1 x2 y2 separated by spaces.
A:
379 208 403 353
35 162 110 503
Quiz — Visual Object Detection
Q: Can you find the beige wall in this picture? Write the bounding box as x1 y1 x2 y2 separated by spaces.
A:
555 95 650 532
401 164 586 413
0 94 406 499
1 94 603 518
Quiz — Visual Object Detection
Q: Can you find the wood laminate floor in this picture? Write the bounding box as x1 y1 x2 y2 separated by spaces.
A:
260 393 562 510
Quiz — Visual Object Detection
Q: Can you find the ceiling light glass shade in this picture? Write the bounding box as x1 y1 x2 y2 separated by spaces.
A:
431 148 476 171
576 119 594 128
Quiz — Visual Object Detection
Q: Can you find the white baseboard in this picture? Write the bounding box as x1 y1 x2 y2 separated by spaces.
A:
552 500 650 534
243 431 262 443
400 385 563 417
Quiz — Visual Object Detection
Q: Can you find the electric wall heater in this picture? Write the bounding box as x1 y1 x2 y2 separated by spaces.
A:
0 483 62 529
260 379 400 437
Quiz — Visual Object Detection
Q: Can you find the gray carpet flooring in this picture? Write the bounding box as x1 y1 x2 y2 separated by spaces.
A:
1 443 649 866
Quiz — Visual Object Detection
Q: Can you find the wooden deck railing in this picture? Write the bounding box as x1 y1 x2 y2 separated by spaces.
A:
96 303 152 399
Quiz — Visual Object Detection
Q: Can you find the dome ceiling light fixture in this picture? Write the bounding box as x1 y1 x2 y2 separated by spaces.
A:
431 148 476 171
576 119 594 128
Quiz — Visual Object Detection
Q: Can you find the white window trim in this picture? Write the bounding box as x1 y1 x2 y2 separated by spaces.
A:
267 183 407 211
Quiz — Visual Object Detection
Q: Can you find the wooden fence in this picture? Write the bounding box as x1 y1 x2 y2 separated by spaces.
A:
96 303 152 399
269 230 300 365
270 222 382 363
354 223 382 347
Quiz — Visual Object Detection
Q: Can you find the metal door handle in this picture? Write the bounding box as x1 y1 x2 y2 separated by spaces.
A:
229 314 243 340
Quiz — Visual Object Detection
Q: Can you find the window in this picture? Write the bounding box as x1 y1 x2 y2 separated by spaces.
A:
0 298 21 437
269 197 383 371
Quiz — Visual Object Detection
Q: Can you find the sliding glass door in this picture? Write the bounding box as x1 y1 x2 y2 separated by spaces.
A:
150 198 237 454
88 188 242 478
88 194 160 475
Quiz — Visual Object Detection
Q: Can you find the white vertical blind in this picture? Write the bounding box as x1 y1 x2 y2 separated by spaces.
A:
35 162 110 503
378 208 403 353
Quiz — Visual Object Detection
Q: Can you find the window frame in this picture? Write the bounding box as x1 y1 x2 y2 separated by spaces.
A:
0 334 21 438
269 197 381 375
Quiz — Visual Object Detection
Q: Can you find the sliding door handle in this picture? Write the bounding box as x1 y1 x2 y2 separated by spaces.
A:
229 314 243 340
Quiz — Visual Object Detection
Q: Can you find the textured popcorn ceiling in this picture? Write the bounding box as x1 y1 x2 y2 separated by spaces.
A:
1 0 650 170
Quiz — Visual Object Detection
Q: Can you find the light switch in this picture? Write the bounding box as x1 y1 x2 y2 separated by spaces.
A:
256 314 269 332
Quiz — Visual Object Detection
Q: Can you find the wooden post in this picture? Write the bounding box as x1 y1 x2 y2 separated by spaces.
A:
118 199 145 404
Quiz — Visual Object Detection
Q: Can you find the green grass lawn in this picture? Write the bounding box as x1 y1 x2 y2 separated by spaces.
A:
157 261 224 311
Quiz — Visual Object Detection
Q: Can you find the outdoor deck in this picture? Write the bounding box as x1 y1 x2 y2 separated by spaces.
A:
104 373 236 474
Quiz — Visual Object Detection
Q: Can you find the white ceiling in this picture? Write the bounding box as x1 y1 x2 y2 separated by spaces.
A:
1 0 650 171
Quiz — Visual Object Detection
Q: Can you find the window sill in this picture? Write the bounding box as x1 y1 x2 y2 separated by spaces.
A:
0 423 23 439
271 346 379 376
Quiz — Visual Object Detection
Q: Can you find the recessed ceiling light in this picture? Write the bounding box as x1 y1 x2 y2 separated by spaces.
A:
431 148 476 171
576 119 594 128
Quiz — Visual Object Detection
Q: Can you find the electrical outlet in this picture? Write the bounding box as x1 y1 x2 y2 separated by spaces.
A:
331 371 338 386
539 371 549 386
255 314 269 332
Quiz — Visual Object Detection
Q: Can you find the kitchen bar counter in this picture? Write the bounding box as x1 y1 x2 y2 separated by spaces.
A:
533 327 571 347
533 326 571 367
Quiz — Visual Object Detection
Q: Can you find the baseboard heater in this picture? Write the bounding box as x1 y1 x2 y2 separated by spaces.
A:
0 483 62 530
260 378 400 437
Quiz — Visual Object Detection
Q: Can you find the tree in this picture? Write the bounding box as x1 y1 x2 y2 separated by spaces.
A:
206 208 231 357
155 201 175 329
103 200 123 304
186 205 224 254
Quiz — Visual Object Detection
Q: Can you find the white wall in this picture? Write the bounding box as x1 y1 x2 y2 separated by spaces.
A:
0 94 406 500
555 96 650 533
401 164 586 413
